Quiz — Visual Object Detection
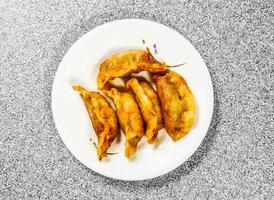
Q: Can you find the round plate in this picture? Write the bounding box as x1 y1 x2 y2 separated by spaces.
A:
52 19 214 181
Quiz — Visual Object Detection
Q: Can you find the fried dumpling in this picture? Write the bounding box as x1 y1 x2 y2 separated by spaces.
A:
97 48 167 90
105 88 145 158
153 70 195 141
139 80 164 131
126 78 163 144
73 85 118 160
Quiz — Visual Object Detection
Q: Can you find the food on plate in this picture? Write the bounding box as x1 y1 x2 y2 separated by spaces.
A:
73 85 118 160
153 70 195 141
73 46 194 160
97 48 167 90
126 78 163 144
105 87 144 158
139 81 164 131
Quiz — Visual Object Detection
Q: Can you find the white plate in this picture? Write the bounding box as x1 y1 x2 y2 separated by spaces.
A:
52 19 214 181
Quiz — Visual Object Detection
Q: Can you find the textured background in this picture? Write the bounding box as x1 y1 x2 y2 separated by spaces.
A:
0 0 273 199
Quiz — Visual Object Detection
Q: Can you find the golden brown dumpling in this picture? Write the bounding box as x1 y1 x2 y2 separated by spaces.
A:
153 70 195 141
139 80 164 131
97 48 167 90
105 88 145 158
73 85 118 160
126 78 163 144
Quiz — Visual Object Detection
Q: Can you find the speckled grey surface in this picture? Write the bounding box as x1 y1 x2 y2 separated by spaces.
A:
0 0 273 199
